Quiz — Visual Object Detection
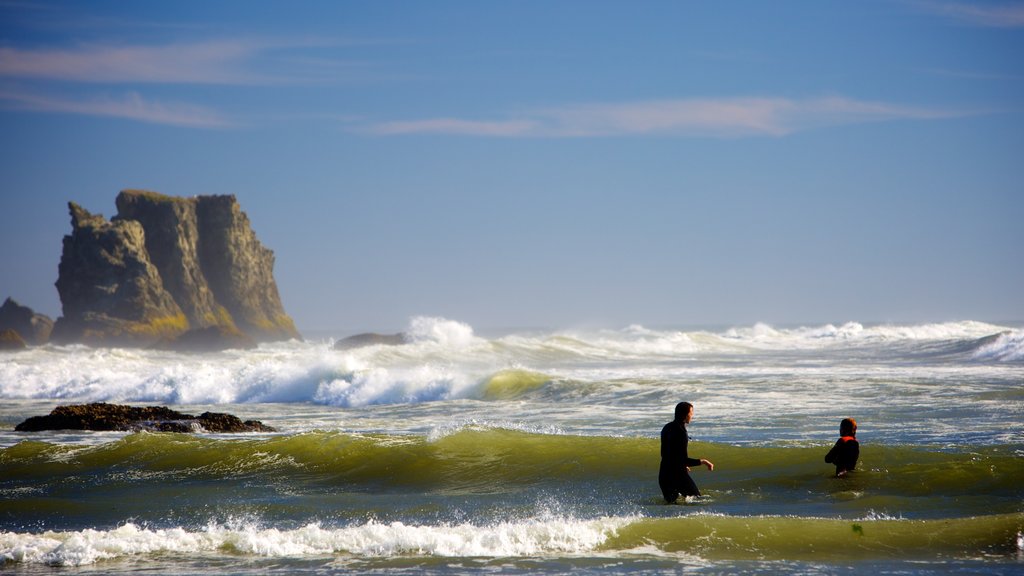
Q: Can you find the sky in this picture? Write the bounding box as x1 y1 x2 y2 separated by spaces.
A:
1 0 1022 334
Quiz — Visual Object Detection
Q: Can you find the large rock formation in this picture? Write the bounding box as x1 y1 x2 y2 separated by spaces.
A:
51 190 300 347
0 297 54 345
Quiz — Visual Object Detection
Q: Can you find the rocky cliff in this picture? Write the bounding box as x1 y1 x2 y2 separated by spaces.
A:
51 190 299 347
0 297 54 345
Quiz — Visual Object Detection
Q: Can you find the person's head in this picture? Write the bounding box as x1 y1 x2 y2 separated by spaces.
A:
675 402 694 424
840 418 857 437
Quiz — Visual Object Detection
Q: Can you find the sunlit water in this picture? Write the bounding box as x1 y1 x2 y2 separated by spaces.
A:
2 318 1022 574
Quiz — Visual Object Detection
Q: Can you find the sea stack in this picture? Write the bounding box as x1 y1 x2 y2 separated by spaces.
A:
51 190 300 348
0 297 54 345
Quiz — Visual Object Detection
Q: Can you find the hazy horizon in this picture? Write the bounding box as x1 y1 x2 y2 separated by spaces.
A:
2 1 1022 334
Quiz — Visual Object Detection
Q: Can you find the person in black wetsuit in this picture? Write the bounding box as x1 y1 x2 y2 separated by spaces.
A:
659 401 714 503
824 417 859 477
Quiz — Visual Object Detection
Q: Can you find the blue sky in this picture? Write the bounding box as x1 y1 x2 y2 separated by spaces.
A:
1 1 1022 333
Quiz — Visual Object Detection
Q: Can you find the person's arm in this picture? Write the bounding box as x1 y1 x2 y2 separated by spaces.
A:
825 439 842 463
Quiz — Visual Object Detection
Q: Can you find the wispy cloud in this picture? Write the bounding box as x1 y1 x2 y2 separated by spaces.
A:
0 88 230 128
913 1 1024 27
0 36 363 127
362 96 962 139
0 35 373 85
0 40 275 85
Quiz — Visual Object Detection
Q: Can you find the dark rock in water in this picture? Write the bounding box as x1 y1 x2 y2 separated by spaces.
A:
192 411 271 433
335 332 406 350
0 328 27 351
14 402 276 433
51 190 300 348
157 325 257 352
0 298 54 345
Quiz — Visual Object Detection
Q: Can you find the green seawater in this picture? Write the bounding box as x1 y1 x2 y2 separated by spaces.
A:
2 428 1021 573
2 322 1023 573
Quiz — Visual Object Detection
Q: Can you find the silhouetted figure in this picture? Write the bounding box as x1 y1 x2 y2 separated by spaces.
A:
825 417 859 477
659 401 714 502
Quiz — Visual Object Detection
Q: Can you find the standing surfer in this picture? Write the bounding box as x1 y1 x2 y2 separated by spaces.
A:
659 401 714 503
824 417 859 477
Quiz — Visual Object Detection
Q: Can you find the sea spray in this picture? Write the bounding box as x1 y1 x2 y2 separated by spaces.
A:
4 513 1022 567
1 516 630 567
972 329 1024 362
1 320 1019 407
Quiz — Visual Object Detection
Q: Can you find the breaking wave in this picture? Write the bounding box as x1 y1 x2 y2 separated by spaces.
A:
0 515 628 567
971 329 1024 362
0 318 1019 407
4 512 1021 567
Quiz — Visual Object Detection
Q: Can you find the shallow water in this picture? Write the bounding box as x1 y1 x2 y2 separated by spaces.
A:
2 318 1022 573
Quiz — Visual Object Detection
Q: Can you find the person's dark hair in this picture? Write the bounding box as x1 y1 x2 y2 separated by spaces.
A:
675 402 693 422
840 417 857 437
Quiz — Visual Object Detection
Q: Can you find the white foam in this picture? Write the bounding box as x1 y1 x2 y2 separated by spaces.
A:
425 420 567 442
0 340 364 404
0 318 1018 407
405 316 480 349
972 329 1024 362
0 516 631 566
312 363 479 407
721 320 1010 348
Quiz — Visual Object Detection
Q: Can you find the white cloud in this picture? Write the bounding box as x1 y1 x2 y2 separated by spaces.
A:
362 96 962 139
0 37 363 85
0 40 268 84
0 89 230 128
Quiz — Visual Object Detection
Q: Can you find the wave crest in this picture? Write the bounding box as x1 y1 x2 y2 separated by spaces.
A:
1 318 1019 407
405 316 479 348
0 516 628 566
971 329 1024 362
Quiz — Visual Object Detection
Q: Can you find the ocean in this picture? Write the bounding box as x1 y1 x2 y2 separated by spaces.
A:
1 317 1022 574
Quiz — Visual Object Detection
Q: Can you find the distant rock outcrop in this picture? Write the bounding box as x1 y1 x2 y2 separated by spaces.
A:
0 298 53 345
0 328 27 351
51 190 300 348
15 403 276 433
334 332 406 350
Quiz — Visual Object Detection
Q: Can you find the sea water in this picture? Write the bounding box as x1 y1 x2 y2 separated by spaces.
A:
1 318 1022 574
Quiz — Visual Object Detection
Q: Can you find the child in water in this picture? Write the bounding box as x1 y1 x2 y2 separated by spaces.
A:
824 417 859 477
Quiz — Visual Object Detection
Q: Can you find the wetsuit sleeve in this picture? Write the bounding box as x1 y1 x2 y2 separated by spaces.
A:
682 426 701 467
824 439 842 464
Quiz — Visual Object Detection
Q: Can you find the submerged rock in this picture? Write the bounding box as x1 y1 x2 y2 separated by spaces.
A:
0 328 27 351
0 298 54 345
334 332 406 350
14 403 276 433
52 190 300 348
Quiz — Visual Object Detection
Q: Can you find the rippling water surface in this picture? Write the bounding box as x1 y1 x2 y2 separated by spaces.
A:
2 318 1022 574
